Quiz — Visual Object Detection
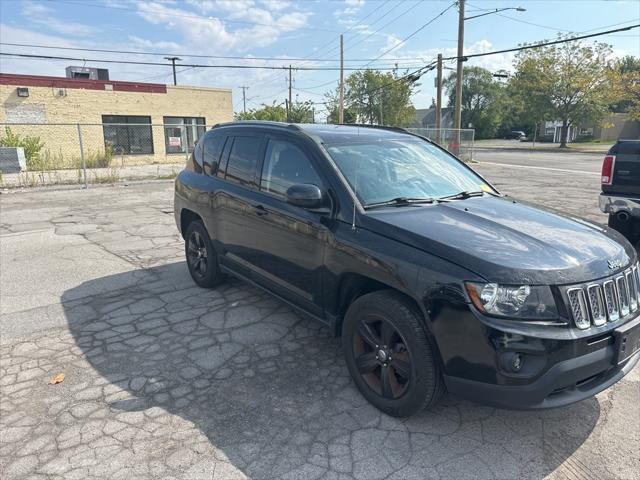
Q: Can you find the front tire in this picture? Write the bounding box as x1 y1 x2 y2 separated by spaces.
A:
342 290 444 417
184 220 225 288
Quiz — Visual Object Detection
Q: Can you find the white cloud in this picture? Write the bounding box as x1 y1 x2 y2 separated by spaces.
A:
20 1 96 36
136 1 310 52
260 0 291 11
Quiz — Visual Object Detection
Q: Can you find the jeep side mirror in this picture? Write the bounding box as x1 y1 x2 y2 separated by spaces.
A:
286 184 325 209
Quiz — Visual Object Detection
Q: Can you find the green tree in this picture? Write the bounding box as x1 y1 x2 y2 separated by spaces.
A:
325 69 417 127
288 99 315 123
510 40 617 147
444 66 505 139
0 127 44 168
610 55 640 118
234 102 287 122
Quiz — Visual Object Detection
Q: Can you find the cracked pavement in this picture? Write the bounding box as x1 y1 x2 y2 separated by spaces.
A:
1 163 639 480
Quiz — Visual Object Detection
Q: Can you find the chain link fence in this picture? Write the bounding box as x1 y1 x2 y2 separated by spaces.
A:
407 128 475 162
0 122 210 188
0 123 477 188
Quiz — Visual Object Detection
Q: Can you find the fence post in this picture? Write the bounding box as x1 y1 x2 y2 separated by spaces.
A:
77 123 88 189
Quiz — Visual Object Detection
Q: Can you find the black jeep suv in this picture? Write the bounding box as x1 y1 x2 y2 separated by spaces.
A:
600 139 640 244
174 122 640 417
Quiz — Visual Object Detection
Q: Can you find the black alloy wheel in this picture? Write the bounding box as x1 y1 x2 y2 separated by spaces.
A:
184 220 225 288
342 290 445 417
353 317 412 400
188 229 208 278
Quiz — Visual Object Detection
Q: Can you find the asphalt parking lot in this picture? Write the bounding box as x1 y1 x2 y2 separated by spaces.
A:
1 161 638 480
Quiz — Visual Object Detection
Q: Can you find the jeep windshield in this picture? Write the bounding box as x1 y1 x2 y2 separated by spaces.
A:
323 139 496 207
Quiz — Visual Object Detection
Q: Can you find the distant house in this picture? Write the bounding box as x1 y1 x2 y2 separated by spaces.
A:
412 107 454 129
541 113 640 143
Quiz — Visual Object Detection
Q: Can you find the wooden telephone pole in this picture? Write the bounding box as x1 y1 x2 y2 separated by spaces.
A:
435 53 443 129
339 34 344 124
288 65 293 122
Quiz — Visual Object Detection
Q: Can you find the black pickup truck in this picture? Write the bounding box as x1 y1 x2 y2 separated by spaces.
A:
175 122 640 417
600 139 640 244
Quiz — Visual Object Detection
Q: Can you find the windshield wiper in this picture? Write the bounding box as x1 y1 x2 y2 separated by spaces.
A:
363 197 436 210
439 189 499 201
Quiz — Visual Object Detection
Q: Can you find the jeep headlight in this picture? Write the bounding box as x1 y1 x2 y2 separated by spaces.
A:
465 282 558 319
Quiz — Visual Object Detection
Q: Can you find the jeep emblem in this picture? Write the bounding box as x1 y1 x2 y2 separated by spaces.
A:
607 259 623 270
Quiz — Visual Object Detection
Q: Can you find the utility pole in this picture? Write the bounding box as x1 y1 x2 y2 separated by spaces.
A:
312 107 315 123
164 57 181 86
239 86 249 113
453 0 465 154
339 34 344 124
379 92 383 126
435 53 443 130
288 65 293 122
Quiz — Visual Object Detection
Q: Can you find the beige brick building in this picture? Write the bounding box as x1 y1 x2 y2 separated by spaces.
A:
0 73 233 167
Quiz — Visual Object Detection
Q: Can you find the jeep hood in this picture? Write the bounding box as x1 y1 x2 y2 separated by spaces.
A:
363 196 636 285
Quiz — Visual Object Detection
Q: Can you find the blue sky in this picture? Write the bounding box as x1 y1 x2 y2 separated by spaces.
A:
1 0 639 119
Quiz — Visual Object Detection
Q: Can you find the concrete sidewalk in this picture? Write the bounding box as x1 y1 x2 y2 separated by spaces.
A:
475 139 612 154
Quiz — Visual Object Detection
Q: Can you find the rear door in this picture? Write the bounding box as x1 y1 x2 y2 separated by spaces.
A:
611 140 640 195
214 134 267 278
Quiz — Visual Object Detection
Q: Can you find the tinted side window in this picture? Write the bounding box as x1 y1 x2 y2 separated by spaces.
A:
260 140 322 198
192 139 204 173
203 134 226 176
225 136 262 187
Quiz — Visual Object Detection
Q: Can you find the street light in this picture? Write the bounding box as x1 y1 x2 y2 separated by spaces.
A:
453 2 525 152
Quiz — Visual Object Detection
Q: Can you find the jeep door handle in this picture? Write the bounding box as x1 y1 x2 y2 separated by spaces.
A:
253 205 269 216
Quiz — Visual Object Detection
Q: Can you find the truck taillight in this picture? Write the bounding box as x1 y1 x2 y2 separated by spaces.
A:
601 155 615 186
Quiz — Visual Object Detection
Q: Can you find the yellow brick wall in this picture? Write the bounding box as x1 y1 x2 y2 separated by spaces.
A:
0 83 233 167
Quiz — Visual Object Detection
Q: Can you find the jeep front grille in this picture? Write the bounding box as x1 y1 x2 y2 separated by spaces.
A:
565 262 640 329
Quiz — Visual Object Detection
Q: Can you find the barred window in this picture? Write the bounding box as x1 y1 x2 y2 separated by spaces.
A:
164 117 205 154
102 115 153 155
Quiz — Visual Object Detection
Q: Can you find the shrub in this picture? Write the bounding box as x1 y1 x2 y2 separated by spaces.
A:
0 127 44 169
73 146 113 169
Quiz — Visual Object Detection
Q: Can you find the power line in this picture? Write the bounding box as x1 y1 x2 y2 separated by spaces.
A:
0 42 438 63
0 52 415 71
360 3 456 68
343 0 425 55
441 23 640 62
242 0 395 89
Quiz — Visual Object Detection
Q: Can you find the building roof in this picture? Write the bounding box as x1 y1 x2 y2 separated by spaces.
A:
0 73 168 94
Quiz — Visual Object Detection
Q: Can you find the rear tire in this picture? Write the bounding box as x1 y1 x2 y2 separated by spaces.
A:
608 213 639 245
342 290 445 417
184 220 225 288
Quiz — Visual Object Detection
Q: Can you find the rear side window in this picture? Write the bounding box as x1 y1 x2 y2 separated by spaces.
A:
192 140 204 173
616 141 640 156
225 136 262 187
203 134 226 176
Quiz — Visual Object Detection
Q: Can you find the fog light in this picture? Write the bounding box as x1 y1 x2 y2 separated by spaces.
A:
512 353 523 372
500 352 525 373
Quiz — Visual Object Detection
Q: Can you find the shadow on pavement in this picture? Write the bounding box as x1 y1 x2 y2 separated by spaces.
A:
62 262 601 479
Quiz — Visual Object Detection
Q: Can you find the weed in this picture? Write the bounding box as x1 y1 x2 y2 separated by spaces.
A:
0 127 44 168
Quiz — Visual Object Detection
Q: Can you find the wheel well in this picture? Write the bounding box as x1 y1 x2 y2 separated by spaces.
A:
334 274 425 336
180 209 202 239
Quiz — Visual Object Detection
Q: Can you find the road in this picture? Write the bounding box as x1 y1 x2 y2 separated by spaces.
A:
475 148 603 174
0 161 638 480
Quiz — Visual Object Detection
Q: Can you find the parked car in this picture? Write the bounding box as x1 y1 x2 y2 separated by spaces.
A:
175 122 640 417
504 130 526 140
600 139 640 244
